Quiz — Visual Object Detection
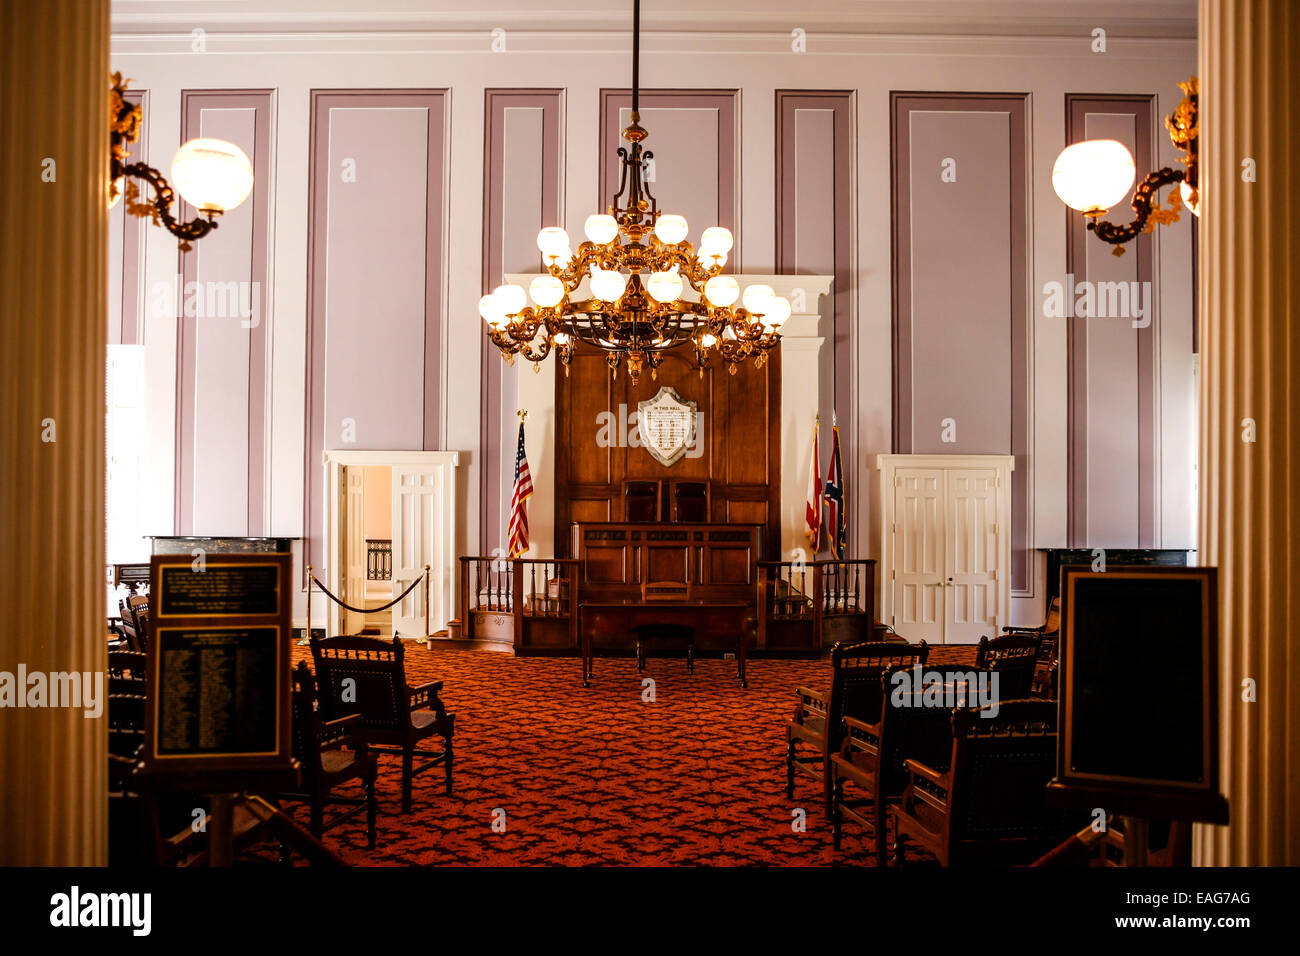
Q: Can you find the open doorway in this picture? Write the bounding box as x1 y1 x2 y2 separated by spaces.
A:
322 450 461 641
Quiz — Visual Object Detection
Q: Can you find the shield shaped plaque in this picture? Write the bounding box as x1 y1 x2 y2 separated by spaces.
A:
637 386 698 467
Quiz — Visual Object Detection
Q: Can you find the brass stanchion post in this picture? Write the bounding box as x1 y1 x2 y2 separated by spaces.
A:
300 564 313 646
423 564 431 644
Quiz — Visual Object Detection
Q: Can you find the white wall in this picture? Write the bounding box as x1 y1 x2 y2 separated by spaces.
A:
110 5 1197 625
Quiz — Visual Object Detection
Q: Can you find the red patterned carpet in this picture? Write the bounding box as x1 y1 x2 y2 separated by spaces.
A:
254 643 973 866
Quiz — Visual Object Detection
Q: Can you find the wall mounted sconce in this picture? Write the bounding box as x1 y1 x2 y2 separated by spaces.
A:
109 73 254 251
1052 77 1198 257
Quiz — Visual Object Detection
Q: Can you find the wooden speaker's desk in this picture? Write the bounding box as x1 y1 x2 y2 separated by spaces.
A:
578 600 753 688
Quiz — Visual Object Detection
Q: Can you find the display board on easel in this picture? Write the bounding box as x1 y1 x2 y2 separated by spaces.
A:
142 552 296 791
1047 565 1229 843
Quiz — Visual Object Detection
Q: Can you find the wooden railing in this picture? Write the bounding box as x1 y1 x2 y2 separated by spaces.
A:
365 538 392 581
756 559 877 650
458 556 580 649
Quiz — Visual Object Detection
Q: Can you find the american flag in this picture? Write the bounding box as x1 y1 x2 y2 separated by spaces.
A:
508 420 533 558
804 418 821 549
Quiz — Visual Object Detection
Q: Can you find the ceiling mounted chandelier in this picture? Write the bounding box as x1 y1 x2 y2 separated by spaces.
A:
478 0 790 385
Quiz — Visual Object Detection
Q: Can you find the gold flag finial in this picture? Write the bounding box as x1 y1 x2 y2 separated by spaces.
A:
517 408 529 423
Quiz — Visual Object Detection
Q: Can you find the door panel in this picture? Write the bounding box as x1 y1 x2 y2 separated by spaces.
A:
945 469 1000 642
891 470 945 644
391 463 448 638
342 467 367 634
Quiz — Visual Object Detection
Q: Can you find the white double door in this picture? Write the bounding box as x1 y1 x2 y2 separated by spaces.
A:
879 455 1014 644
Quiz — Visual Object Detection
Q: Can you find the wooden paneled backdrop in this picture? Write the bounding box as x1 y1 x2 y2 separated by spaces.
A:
554 347 781 558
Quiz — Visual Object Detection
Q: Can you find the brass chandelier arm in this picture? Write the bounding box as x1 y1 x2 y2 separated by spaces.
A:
1087 165 1187 247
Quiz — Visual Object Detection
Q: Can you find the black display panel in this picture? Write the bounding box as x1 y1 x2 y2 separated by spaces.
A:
1067 574 1206 784
154 626 279 757
157 563 280 617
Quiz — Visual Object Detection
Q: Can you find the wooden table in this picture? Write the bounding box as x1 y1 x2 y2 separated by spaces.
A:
578 600 752 688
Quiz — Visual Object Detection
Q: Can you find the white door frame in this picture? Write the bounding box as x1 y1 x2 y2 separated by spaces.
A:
322 449 460 638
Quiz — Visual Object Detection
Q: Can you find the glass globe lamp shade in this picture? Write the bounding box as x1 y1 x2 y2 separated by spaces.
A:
653 214 689 245
1180 180 1201 217
590 268 626 302
699 226 733 258
529 275 565 309
170 138 254 213
1051 139 1136 213
703 275 740 308
584 214 619 245
494 283 528 316
742 283 775 315
763 296 792 329
478 292 502 323
553 331 571 345
109 177 125 210
700 333 718 348
645 270 684 303
537 226 570 260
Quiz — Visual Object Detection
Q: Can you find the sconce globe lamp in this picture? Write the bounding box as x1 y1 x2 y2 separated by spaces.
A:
1052 78 1199 257
109 72 254 250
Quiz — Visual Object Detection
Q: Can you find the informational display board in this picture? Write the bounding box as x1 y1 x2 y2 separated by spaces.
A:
1048 565 1228 823
143 552 294 784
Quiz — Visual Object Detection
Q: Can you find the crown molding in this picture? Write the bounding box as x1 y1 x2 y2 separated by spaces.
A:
111 0 1197 41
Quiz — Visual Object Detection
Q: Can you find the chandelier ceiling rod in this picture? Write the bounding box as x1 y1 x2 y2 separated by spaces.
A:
632 0 640 115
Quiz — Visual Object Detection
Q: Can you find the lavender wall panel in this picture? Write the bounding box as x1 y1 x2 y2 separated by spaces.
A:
891 93 1031 592
305 90 446 573
1066 95 1156 548
174 90 272 537
776 91 854 550
481 90 562 553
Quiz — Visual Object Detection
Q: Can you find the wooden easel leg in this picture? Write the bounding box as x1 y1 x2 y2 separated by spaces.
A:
1121 816 1150 867
207 793 237 868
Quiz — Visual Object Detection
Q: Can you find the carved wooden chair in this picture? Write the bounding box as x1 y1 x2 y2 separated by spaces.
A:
891 699 1079 865
975 632 1042 700
119 595 150 653
276 661 378 848
830 667 953 865
787 640 929 817
1003 596 1060 697
311 635 454 814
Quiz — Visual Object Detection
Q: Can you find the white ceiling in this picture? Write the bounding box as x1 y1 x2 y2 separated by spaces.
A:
111 0 1198 39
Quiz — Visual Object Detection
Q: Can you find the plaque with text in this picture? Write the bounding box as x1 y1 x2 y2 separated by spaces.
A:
143 552 295 784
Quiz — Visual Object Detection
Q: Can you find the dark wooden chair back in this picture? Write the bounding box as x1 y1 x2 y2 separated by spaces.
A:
976 632 1042 700
872 666 955 795
827 640 929 753
124 595 151 654
946 700 1067 851
671 481 709 522
311 635 410 736
623 480 660 522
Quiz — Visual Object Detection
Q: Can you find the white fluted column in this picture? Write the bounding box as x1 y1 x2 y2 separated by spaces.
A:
0 0 110 864
1195 0 1300 865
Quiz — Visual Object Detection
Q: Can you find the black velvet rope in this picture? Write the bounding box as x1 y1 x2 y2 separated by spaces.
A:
309 573 422 615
